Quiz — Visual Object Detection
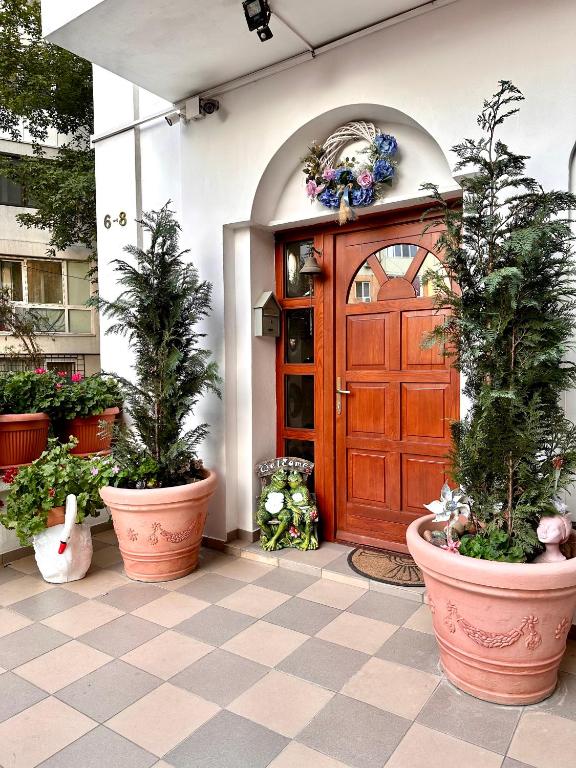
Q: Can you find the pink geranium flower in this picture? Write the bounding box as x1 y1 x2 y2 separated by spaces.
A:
71 372 83 383
357 170 374 189
34 367 47 374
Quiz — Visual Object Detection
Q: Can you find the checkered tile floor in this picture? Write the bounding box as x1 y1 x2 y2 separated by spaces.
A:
0 531 575 768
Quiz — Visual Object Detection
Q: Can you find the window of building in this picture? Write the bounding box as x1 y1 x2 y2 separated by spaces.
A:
0 257 93 334
0 155 35 208
355 281 372 302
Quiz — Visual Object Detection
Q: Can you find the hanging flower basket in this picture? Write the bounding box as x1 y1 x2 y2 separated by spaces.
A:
302 121 398 224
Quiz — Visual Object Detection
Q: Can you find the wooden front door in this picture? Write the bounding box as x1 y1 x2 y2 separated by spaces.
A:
334 220 459 550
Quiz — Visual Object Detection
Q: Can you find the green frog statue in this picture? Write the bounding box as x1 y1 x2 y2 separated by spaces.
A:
256 468 319 551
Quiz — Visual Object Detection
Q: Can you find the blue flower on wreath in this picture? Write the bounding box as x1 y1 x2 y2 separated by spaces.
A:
375 133 398 156
373 159 395 182
351 186 374 207
335 167 353 184
317 188 341 209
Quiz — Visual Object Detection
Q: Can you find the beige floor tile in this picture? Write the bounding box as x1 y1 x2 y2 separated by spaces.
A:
7 555 40 576
281 544 345 567
132 592 210 627
59 568 129 598
269 741 350 767
386 723 502 768
122 630 213 679
151 763 174 768
157 570 206 591
222 620 308 667
0 575 52 606
91 547 124 568
342 657 440 719
297 579 366 610
228 669 333 738
14 640 112 693
41 600 124 637
92 529 118 544
316 612 398 654
0 696 96 768
217 585 290 618
560 639 576 674
403 604 435 634
0 607 33 638
106 682 219 756
508 711 576 768
208 558 275 583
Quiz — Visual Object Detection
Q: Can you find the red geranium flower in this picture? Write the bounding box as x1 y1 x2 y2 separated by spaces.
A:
48 488 56 498
2 466 19 484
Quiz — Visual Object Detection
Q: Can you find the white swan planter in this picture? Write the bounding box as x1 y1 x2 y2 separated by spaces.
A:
33 494 93 583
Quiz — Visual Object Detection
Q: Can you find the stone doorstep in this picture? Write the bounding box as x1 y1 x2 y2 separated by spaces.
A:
219 538 427 604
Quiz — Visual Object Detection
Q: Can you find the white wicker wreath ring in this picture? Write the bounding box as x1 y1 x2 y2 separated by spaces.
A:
302 121 398 223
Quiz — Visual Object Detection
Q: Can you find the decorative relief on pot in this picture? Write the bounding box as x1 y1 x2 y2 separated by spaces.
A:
444 601 542 650
126 528 138 542
148 517 204 546
555 616 570 640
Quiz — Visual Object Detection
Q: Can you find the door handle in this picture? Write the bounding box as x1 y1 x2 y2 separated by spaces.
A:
336 377 350 416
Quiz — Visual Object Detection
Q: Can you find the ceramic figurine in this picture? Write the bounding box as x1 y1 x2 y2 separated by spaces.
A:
33 494 93 583
534 514 572 563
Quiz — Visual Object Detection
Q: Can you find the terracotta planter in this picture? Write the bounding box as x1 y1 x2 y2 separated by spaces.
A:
63 407 119 456
407 514 576 705
0 413 50 469
99 470 217 582
46 506 65 527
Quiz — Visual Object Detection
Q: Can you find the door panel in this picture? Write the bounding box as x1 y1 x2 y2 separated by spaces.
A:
347 382 399 440
335 221 459 551
402 454 451 514
402 310 448 369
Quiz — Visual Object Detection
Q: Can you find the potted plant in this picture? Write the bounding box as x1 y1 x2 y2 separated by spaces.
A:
54 372 122 455
0 439 113 580
406 82 576 705
97 205 220 582
0 369 56 467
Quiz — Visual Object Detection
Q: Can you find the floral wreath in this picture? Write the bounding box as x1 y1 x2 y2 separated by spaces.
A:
302 121 398 224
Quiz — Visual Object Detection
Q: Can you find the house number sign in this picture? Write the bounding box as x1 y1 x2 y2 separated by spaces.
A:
103 212 127 228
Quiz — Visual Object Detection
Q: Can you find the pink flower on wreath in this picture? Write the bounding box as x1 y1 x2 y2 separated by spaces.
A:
34 367 47 374
306 179 325 199
71 372 83 383
357 170 374 189
322 168 337 182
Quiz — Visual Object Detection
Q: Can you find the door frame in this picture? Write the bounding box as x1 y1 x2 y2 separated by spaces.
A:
275 198 460 545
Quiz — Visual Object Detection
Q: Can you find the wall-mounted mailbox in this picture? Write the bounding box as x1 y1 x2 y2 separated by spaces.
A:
254 291 281 337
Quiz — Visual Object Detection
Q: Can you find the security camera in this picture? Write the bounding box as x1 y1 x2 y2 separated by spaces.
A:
165 110 183 126
200 98 220 116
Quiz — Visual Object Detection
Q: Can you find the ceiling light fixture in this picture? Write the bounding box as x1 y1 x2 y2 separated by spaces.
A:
242 0 273 42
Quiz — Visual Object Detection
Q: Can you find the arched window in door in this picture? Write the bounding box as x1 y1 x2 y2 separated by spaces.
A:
347 244 449 303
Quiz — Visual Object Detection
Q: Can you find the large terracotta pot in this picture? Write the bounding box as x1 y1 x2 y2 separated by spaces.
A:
63 407 119 456
407 514 576 705
0 413 49 469
99 470 217 582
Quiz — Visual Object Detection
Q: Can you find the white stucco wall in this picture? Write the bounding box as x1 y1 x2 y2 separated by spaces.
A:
88 0 576 540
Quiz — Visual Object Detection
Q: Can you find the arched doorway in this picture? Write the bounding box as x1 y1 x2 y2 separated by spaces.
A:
275 207 459 551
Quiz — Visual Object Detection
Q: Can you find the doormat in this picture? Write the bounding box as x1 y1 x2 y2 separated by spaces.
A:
347 547 424 587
